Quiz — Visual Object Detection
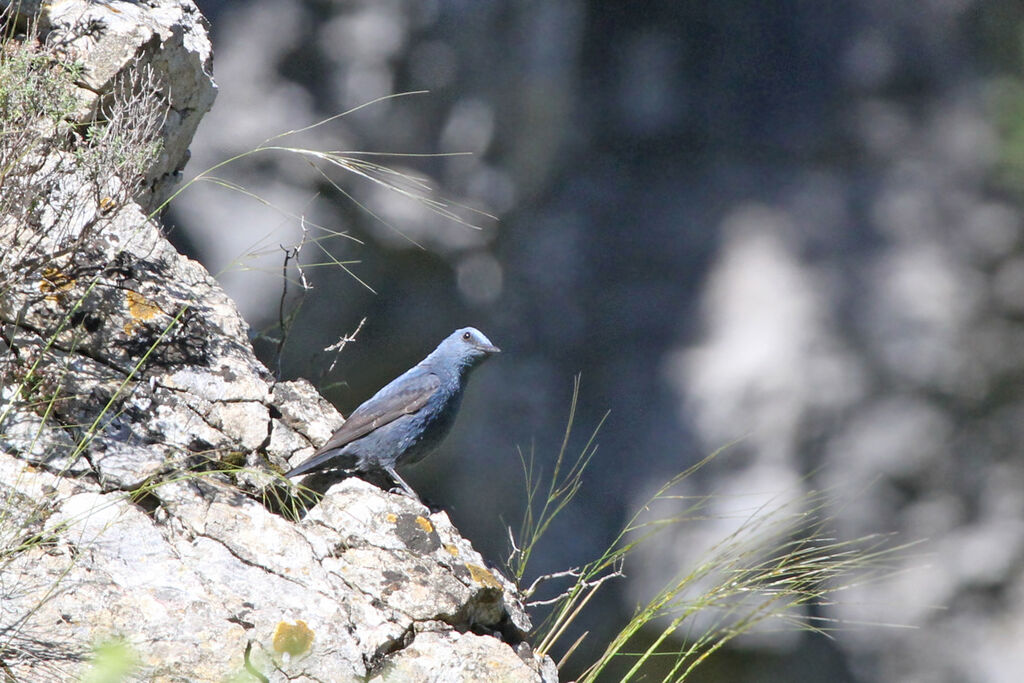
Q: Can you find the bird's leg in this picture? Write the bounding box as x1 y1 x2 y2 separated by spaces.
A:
384 466 422 502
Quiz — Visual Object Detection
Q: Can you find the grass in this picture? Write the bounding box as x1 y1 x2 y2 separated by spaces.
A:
508 375 609 584
509 379 911 682
0 12 83 293
155 90 495 233
80 638 139 683
149 88 498 340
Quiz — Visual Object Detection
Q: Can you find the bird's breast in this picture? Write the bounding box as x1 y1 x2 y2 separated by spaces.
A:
394 385 463 465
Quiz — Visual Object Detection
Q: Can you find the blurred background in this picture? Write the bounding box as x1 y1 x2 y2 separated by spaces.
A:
171 2 1024 681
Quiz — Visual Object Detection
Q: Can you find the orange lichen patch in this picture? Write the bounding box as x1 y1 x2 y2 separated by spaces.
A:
39 267 75 302
126 290 160 320
414 516 433 533
272 620 314 657
123 290 161 334
445 544 460 557
465 564 502 589
386 513 398 523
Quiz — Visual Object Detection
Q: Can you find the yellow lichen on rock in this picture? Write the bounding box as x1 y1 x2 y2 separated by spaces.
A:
465 564 502 588
39 267 75 303
272 620 314 657
123 290 160 334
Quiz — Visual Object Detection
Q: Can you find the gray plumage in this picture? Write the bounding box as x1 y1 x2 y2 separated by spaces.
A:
286 327 500 498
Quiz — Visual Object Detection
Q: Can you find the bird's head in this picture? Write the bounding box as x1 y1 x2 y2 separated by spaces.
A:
443 327 501 368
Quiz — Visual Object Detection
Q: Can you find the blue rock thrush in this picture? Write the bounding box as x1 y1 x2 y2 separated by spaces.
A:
285 327 500 498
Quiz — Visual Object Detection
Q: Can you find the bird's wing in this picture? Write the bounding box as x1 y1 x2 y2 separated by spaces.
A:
311 370 441 457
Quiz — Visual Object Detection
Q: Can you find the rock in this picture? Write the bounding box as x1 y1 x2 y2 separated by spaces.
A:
370 628 559 682
0 2 553 680
40 0 217 209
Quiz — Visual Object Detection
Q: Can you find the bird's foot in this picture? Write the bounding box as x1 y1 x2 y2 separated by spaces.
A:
388 485 422 502
384 467 424 504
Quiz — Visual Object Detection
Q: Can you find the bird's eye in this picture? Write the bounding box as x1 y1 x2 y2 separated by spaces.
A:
462 332 472 341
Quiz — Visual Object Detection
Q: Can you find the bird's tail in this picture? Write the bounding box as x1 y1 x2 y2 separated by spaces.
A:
284 450 358 479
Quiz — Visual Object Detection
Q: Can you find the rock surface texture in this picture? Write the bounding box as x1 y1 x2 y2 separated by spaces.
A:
0 2 553 681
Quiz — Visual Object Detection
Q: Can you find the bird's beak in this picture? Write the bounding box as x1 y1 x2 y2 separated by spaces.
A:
479 343 501 354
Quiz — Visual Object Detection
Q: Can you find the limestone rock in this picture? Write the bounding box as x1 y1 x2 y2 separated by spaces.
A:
0 2 554 681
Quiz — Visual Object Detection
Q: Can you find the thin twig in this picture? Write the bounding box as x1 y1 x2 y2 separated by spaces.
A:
322 317 366 378
523 567 583 601
272 217 313 377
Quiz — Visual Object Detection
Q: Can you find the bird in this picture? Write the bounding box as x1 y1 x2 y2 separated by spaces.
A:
285 327 500 499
